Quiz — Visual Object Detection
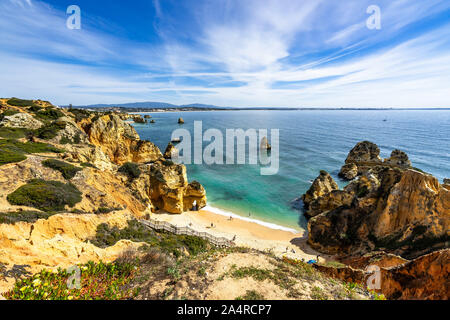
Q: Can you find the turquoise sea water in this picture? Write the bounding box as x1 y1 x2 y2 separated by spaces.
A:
132 110 450 231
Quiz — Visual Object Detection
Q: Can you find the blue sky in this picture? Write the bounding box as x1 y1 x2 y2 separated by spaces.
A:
1 0 449 108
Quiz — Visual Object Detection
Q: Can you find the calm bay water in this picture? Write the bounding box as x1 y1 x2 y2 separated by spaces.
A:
132 110 450 231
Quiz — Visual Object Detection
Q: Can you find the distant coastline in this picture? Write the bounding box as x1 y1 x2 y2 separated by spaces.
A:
64 105 450 113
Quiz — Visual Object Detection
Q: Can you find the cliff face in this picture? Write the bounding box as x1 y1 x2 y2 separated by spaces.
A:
0 99 208 293
147 160 207 214
70 111 206 214
305 142 449 260
339 141 412 180
83 114 162 165
314 249 449 300
308 168 449 259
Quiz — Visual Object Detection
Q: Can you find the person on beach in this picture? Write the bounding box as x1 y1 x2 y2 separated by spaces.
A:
232 235 236 241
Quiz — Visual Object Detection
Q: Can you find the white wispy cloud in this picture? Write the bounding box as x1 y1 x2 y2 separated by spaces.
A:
0 0 449 107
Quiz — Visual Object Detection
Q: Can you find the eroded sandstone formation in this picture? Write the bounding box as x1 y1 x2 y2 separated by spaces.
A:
308 166 449 259
339 141 412 181
82 114 162 164
314 249 449 300
303 141 449 299
301 171 341 218
147 160 207 213
0 98 210 294
163 142 178 159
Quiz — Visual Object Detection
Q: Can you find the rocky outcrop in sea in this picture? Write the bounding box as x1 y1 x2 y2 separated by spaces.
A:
301 141 449 299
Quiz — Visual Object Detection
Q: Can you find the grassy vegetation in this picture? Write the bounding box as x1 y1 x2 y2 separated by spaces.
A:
4 261 139 300
236 290 265 300
0 210 55 224
28 105 43 112
59 133 81 145
0 139 62 166
90 220 209 258
7 179 82 212
311 286 328 300
80 162 97 169
217 261 303 298
118 162 141 180
34 108 64 121
0 127 31 139
228 265 272 281
6 98 36 107
42 159 82 179
0 149 27 166
34 121 66 139
68 108 91 122
322 260 347 268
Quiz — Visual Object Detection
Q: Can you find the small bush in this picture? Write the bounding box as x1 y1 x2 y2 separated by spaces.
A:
118 162 141 180
80 162 97 169
0 211 54 224
68 108 91 122
59 133 81 145
28 105 43 112
7 179 82 212
6 98 35 107
0 127 31 139
0 139 62 154
35 108 64 121
236 290 265 300
0 149 27 166
90 220 210 257
59 136 71 144
42 159 82 179
34 121 66 139
180 235 207 255
0 139 62 166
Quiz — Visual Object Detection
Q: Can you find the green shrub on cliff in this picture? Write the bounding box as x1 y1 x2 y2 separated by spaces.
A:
0 139 62 166
6 98 35 107
42 159 82 179
0 127 31 139
0 109 20 121
90 220 209 257
34 121 66 139
68 108 91 122
7 179 82 212
0 149 27 166
0 210 55 224
35 108 64 121
0 139 62 154
118 162 141 180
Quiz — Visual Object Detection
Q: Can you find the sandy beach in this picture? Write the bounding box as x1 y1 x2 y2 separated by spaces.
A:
149 208 331 262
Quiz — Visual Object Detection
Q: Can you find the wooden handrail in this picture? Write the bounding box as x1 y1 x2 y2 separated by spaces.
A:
139 218 235 247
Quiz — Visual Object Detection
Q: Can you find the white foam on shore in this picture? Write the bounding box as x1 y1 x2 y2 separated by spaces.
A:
203 205 301 234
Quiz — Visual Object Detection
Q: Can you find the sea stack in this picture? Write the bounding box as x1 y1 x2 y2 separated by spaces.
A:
163 142 178 159
260 136 271 150
384 149 412 167
178 117 185 124
133 116 146 124
338 141 382 180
